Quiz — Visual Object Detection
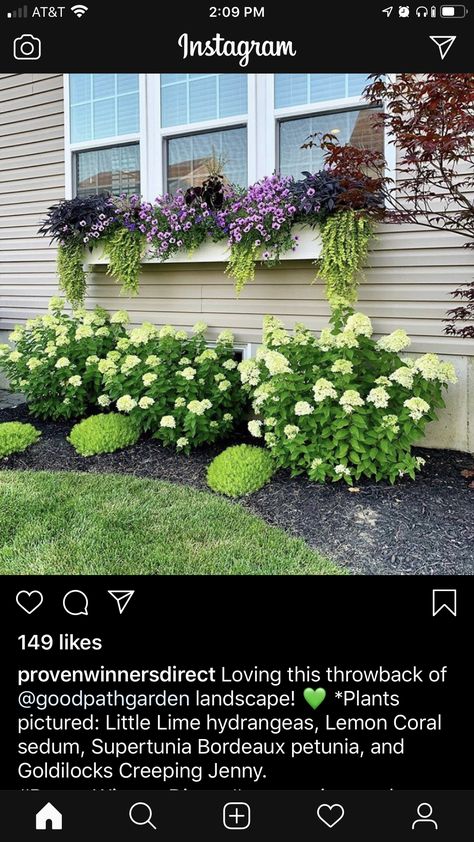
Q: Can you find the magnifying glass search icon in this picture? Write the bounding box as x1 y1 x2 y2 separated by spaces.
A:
129 802 157 830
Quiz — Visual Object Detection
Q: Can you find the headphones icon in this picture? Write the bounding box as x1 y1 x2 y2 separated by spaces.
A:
416 5 429 14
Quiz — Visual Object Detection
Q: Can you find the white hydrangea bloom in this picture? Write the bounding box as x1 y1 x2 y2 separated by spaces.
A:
377 329 411 353
98 359 117 375
8 350 23 362
160 415 176 427
403 396 430 421
187 399 211 415
294 401 314 416
110 310 129 324
9 328 24 343
106 351 121 362
116 395 137 412
264 432 277 447
223 413 233 422
139 396 155 409
120 355 141 373
145 355 161 367
218 379 231 392
55 357 70 369
175 397 186 408
223 358 238 370
75 325 94 340
331 359 354 375
284 424 300 440
257 349 292 376
339 389 365 413
313 378 338 403
175 330 188 341
264 417 277 427
178 367 196 381
389 367 414 389
176 437 189 449
375 376 391 386
195 349 217 363
335 464 351 476
345 312 373 337
248 419 263 437
192 321 207 334
318 328 336 351
68 375 82 387
415 456 426 469
366 386 390 409
142 372 157 386
218 329 234 344
311 458 323 469
97 394 111 407
95 326 110 337
335 330 359 350
238 359 260 386
117 338 131 351
26 357 42 370
86 355 99 366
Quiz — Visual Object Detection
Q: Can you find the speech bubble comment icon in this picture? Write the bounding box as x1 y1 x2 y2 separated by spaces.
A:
63 590 88 616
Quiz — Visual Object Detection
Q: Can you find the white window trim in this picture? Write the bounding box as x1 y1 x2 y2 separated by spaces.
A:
64 73 392 200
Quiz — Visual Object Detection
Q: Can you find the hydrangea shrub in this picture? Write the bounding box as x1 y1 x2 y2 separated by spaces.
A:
95 322 247 451
207 445 275 497
0 298 129 421
241 313 457 485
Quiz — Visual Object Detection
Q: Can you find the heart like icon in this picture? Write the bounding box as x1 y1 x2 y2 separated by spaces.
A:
317 803 345 829
16 590 43 615
303 687 326 711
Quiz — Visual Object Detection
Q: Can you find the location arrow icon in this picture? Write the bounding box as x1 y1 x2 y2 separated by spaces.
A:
429 35 457 59
108 590 135 614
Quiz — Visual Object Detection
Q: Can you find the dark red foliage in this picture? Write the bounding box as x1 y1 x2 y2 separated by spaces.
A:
445 282 474 339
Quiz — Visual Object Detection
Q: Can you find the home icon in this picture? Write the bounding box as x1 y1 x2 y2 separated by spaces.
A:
35 802 63 831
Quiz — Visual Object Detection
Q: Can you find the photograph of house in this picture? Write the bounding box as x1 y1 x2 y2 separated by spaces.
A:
0 72 472 575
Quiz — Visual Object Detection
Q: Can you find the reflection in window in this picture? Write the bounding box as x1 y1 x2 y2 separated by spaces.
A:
167 127 247 194
279 108 383 178
75 143 140 197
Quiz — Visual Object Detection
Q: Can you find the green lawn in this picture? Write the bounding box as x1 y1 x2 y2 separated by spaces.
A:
0 470 342 575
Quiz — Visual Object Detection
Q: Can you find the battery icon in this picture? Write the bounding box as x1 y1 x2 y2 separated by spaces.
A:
440 4 468 15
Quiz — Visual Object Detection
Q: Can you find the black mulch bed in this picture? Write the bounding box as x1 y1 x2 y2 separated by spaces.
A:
1 403 473 575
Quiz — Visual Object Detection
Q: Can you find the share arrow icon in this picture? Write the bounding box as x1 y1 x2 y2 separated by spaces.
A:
108 590 135 614
429 35 457 60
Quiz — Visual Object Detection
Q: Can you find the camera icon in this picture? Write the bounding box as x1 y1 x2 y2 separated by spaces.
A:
13 34 41 61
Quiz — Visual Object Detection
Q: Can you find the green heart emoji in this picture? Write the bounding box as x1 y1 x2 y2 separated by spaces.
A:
304 687 326 711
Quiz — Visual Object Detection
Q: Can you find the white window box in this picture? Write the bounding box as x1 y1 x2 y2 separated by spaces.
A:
84 224 322 266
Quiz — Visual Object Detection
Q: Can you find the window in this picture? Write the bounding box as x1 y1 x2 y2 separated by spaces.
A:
161 74 248 193
69 74 141 196
76 144 140 198
275 73 384 179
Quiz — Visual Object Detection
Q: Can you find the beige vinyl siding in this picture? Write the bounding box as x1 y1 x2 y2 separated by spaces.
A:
0 73 473 360
0 73 64 340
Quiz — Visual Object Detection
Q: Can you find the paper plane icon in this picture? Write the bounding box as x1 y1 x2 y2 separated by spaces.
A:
382 6 393 15
108 590 135 614
429 35 457 59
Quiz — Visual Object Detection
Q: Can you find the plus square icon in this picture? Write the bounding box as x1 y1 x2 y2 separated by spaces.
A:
223 802 251 830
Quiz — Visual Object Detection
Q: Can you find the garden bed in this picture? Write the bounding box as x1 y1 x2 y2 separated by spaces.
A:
1 403 472 575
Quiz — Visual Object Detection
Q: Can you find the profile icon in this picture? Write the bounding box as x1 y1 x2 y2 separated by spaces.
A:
411 803 438 830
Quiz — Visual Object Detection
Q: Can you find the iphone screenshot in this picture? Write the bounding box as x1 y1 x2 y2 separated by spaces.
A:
0 1 472 838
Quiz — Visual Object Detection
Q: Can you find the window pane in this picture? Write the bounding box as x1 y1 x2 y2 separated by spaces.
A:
279 108 383 178
161 74 247 127
92 74 115 100
118 93 140 135
70 73 90 105
75 143 140 197
189 76 217 123
69 74 139 142
161 82 187 128
219 74 248 118
93 98 115 139
275 73 369 108
70 103 91 143
167 127 247 193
